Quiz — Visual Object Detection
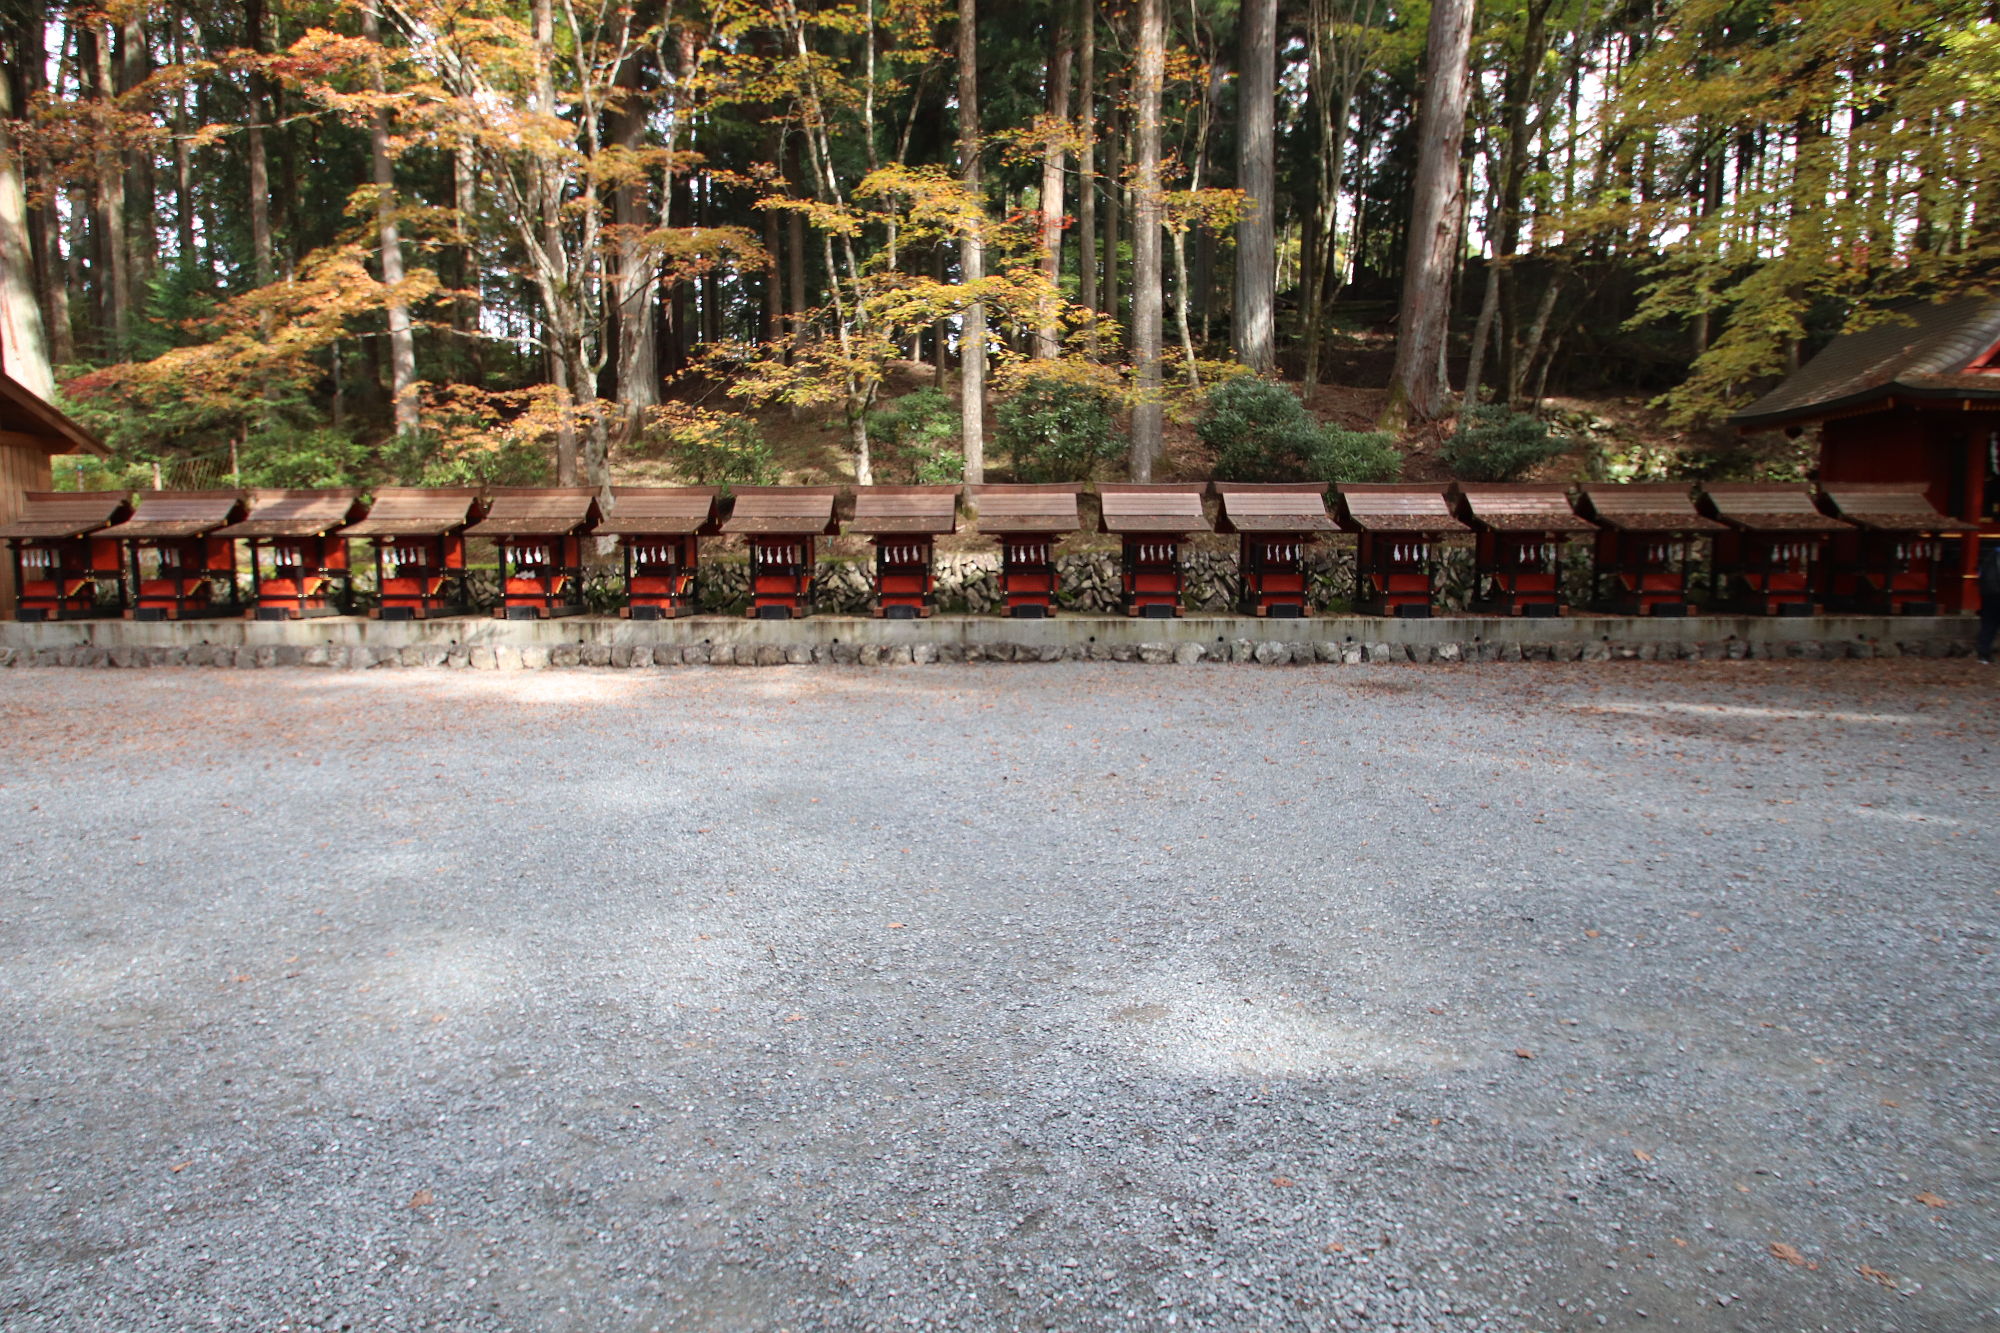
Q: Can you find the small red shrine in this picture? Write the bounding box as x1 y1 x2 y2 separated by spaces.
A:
1730 295 2000 610
1572 482 1724 617
848 485 960 618
1097 484 1211 617
215 488 368 619
1210 482 1336 618
0 491 131 620
465 487 601 619
969 484 1081 618
720 486 841 619
1816 483 1974 615
1696 483 1850 616
1452 484 1594 617
1333 484 1469 618
597 486 721 619
99 490 247 620
341 487 483 619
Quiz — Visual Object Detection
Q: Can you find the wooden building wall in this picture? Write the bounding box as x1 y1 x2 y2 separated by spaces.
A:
0 440 52 613
1820 406 2000 610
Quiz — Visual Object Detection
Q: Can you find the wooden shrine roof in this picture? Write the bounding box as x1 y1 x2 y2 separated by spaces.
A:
1333 484 1469 535
215 488 367 539
98 490 245 539
1817 483 1977 534
1730 296 2000 430
967 484 1082 534
1209 482 1337 534
720 486 842 535
341 487 483 537
1452 483 1595 534
1573 482 1725 533
1697 483 1848 532
463 487 601 537
848 485 961 536
1096 483 1211 535
594 486 722 537
0 490 130 540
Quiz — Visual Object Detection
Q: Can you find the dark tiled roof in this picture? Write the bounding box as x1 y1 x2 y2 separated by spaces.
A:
1819 483 1977 533
849 485 960 536
341 487 484 537
215 488 366 538
99 490 245 539
1697 483 1847 533
1575 483 1726 533
1730 297 2000 428
1097 484 1211 535
968 484 1082 534
1210 482 1336 534
595 486 721 537
1453 484 1595 534
463 488 600 537
1334 484 1468 535
0 490 130 539
720 486 841 535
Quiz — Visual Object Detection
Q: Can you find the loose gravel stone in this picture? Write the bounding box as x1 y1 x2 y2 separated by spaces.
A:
0 660 1992 1333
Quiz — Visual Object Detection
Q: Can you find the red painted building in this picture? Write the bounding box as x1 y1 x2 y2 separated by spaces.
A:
1731 296 2000 610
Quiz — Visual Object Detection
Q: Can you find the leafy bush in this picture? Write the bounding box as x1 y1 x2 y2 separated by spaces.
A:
1200 377 1401 482
995 370 1124 482
649 410 777 488
237 423 369 488
1441 404 1572 482
867 387 963 484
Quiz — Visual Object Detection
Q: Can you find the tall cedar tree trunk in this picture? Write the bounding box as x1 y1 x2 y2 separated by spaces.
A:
0 43 55 401
453 142 484 384
1130 0 1165 480
1232 0 1275 372
170 7 196 271
956 0 986 483
1103 85 1120 335
610 48 659 435
244 0 274 290
362 2 419 437
86 23 130 355
530 0 579 484
117 15 152 301
1034 12 1074 358
15 14 70 366
1383 0 1474 425
1076 0 1097 358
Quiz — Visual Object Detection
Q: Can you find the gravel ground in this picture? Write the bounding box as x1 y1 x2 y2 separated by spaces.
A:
0 660 1995 1333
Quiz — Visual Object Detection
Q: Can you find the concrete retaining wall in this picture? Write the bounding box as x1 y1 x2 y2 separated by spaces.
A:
0 612 1977 669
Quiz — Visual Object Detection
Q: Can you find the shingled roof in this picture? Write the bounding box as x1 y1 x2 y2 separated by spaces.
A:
1729 296 2000 430
1209 482 1337 534
967 484 1082 534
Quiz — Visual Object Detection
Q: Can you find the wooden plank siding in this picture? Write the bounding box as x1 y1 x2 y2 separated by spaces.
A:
0 442 54 612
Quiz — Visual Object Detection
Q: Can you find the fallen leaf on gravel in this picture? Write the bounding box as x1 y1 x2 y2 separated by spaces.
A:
887 922 905 929
408 1189 434 1208
1769 1242 1817 1270
784 1013 804 1022
1514 1048 1534 1059
1585 929 1600 938
1271 1176 1295 1188
1324 1242 1345 1253
1857 1264 1898 1289
169 1161 190 1173
1914 1191 1950 1208
1633 1149 1653 1162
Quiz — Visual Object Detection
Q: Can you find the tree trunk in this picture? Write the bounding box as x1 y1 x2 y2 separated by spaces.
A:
610 49 658 436
1382 0 1474 426
956 0 986 484
1232 0 1276 372
453 141 484 385
0 56 55 402
1034 10 1074 358
1130 0 1165 480
244 0 274 290
1077 0 1098 358
531 0 578 484
117 14 154 301
17 14 70 366
170 7 196 269
1103 86 1121 331
362 2 419 438
87 23 130 355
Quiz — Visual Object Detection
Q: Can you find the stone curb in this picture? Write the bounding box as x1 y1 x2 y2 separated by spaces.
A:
0 637 1971 671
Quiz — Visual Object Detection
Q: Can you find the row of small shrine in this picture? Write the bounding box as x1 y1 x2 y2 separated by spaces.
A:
0 479 1972 623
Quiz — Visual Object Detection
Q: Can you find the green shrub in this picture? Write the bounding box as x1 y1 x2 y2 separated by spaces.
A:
236 423 368 488
1201 377 1401 482
995 372 1124 482
867 387 963 484
654 413 778 489
380 427 553 489
1441 404 1571 482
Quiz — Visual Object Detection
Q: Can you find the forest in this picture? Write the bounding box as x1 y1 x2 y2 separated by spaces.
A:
0 0 1993 494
